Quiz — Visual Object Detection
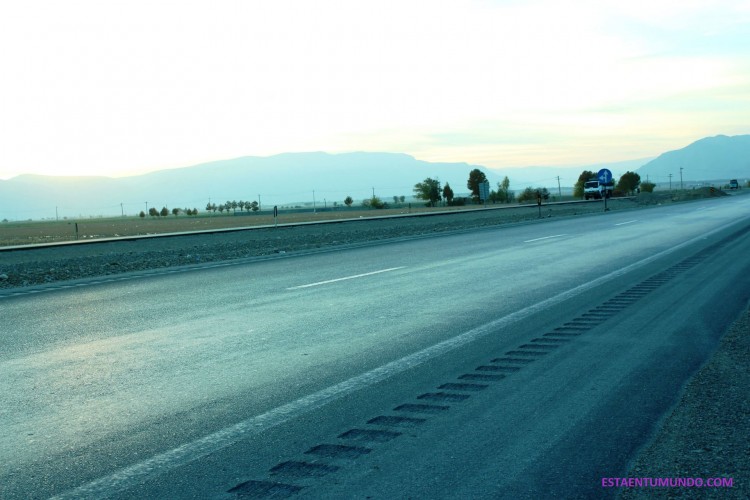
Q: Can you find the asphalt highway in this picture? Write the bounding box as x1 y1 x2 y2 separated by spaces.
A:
1 195 749 499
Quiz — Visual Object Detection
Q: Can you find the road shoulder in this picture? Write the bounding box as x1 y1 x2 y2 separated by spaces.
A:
617 304 749 499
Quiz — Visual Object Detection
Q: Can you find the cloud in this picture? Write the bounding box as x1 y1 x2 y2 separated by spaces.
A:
0 0 748 178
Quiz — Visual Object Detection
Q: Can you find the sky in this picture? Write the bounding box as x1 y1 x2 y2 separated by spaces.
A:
1 0 748 180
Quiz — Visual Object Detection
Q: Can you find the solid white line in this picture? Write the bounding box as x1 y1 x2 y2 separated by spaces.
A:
523 234 566 243
51 221 744 499
615 220 639 226
286 267 406 290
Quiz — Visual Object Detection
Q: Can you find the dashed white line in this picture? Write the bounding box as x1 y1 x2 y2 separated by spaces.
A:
523 234 566 243
615 220 639 226
287 267 406 290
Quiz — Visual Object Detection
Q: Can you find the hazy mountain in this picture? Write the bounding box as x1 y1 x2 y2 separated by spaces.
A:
0 152 501 220
637 135 750 184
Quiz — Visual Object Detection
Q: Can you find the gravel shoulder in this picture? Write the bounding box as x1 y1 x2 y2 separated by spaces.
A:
618 305 749 499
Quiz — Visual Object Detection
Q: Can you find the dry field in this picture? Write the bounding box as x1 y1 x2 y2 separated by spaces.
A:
0 206 456 246
0 202 578 247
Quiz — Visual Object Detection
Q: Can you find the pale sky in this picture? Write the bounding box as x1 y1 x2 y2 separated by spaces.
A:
1 0 748 179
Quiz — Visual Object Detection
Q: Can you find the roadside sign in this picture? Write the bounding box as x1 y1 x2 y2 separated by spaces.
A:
597 169 612 212
479 181 490 202
597 168 613 185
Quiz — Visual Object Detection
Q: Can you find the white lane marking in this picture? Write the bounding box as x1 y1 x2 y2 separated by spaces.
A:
523 234 566 243
51 221 745 500
615 220 639 226
286 267 406 290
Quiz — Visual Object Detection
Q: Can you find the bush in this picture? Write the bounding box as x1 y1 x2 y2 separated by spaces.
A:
517 187 549 204
370 196 387 209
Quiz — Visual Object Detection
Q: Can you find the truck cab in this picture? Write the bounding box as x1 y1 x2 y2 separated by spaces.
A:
583 179 613 200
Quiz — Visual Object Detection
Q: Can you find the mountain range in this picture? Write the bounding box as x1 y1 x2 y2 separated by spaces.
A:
637 134 750 184
0 135 747 220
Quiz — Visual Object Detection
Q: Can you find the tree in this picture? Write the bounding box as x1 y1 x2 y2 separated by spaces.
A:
139 211 145 218
640 181 655 193
497 176 512 203
399 195 405 203
443 182 454 205
467 169 488 201
249 201 259 212
149 207 159 217
160 206 169 217
238 200 246 212
393 196 399 204
517 187 535 203
616 171 641 195
414 177 442 207
172 207 180 216
344 196 353 207
574 170 597 199
367 196 385 209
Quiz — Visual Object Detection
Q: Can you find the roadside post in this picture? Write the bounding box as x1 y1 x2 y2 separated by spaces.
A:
598 168 612 212
273 205 278 228
536 191 542 217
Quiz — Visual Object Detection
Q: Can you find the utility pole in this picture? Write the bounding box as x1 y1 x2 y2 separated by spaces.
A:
145 201 148 214
556 176 561 197
679 167 684 190
121 203 124 217
668 174 673 191
56 206 58 221
372 187 375 198
313 190 316 213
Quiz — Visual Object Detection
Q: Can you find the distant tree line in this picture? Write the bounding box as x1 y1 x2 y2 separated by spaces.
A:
139 207 199 218
137 167 653 221
205 200 260 214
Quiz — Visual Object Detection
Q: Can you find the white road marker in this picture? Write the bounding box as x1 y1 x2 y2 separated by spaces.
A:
287 267 406 290
615 220 639 226
523 234 566 243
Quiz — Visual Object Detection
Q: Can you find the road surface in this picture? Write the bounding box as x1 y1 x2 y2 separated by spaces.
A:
1 195 749 498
